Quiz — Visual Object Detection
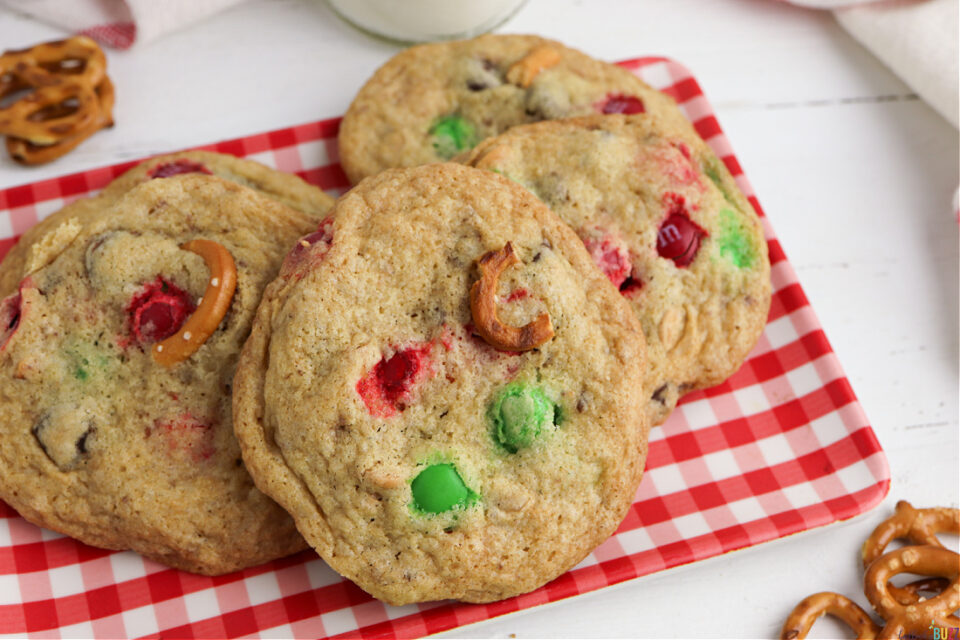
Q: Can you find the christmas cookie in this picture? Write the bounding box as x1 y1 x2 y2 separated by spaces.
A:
0 150 334 297
338 34 691 184
459 114 771 425
232 163 648 604
0 174 322 574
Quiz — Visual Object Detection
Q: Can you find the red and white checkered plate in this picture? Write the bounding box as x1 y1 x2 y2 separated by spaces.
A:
0 57 890 639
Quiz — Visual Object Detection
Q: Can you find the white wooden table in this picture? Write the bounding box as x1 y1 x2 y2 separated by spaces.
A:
0 1 957 637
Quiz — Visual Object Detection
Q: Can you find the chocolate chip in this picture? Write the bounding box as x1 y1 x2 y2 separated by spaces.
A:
465 58 502 92
32 405 96 471
619 276 643 295
75 429 92 454
576 390 592 413
652 383 669 404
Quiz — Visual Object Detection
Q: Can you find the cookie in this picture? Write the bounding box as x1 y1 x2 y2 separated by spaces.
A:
459 114 771 425
100 150 334 217
232 163 648 604
338 34 691 184
0 174 323 574
0 150 334 298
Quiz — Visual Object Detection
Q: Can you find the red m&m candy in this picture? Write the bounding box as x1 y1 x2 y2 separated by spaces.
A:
0 291 22 352
657 213 705 267
127 277 195 344
599 94 645 115
356 343 434 418
148 160 213 179
581 233 632 288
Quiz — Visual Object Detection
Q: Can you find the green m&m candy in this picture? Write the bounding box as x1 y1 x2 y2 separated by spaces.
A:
716 208 757 269
489 384 555 453
430 115 476 159
411 463 470 514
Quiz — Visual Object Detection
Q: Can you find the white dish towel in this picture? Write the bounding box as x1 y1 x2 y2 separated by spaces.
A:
786 0 958 128
834 0 958 128
0 0 245 49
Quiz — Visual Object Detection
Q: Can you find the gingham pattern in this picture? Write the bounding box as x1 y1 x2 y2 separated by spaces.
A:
0 58 889 639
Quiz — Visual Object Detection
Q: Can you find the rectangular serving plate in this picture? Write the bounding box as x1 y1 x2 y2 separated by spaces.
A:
0 56 889 639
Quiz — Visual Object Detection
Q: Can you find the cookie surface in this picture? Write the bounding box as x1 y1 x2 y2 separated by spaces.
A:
459 115 771 425
233 164 648 604
0 150 334 298
338 34 690 184
0 175 319 574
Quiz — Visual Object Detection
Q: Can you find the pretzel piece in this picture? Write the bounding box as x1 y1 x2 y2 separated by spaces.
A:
0 36 106 98
152 240 237 367
506 45 561 88
780 592 880 640
862 501 959 567
469 243 553 352
6 77 114 165
0 79 99 145
863 545 960 640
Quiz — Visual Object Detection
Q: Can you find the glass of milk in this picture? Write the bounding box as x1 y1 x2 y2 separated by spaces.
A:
326 0 529 44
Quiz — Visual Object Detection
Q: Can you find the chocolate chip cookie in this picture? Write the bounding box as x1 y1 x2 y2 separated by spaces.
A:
233 163 648 604
0 174 323 574
338 34 691 184
459 115 771 425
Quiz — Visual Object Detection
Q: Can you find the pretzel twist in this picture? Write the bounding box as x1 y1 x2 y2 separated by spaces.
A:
863 545 960 639
862 501 960 568
780 592 880 640
469 243 554 352
6 77 114 165
0 78 99 145
0 36 106 98
782 502 960 639
506 45 561 88
152 240 237 367
0 36 112 163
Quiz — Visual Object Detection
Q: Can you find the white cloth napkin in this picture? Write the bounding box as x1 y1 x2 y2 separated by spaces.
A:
0 0 245 48
786 0 958 220
835 0 958 128
786 0 958 128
